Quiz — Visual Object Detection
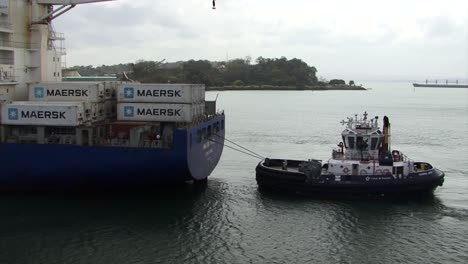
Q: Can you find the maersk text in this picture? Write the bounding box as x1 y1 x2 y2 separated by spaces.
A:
136 90 181 97
21 111 66 119
46 89 89 97
137 108 182 116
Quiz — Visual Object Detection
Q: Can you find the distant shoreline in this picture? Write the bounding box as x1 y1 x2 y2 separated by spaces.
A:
206 85 367 91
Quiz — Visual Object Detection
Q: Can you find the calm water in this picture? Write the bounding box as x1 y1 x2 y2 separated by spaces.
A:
1 83 468 263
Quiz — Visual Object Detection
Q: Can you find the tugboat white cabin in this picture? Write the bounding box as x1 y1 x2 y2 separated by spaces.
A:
325 112 408 179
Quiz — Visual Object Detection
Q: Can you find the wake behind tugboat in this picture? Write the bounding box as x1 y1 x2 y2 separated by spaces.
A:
256 112 445 198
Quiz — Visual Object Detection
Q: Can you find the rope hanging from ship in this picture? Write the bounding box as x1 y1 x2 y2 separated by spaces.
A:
208 134 266 160
209 138 264 160
214 134 265 159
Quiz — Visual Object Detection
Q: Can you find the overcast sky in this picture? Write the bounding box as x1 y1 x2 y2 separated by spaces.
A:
54 0 468 81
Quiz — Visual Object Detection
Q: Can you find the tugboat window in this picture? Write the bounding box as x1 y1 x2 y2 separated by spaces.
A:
356 136 369 151
348 137 355 149
371 137 379 150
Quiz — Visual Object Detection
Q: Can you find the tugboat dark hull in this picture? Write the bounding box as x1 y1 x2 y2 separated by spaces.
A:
256 159 445 198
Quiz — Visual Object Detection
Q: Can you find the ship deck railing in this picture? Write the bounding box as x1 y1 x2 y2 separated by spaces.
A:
175 112 224 128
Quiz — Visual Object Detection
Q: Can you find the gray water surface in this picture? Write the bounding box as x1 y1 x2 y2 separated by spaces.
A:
1 82 468 263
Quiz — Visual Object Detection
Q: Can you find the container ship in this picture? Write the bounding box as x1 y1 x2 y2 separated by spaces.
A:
412 83 468 88
0 0 225 190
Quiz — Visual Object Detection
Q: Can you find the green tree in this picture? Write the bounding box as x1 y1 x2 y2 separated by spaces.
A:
182 60 221 86
69 56 319 88
224 59 250 85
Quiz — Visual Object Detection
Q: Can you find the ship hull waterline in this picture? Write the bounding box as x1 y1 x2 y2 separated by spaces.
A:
0 116 225 191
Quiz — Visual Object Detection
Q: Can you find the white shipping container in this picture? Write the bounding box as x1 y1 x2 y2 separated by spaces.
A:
1 101 85 126
28 82 105 102
198 102 205 117
117 103 202 123
104 81 120 99
0 86 15 102
117 84 205 103
193 102 205 118
82 102 105 121
104 100 117 118
97 102 106 120
196 85 205 102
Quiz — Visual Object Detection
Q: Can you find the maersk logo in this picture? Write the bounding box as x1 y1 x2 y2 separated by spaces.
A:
137 108 181 116
8 108 18 120
124 87 134 98
34 87 44 98
124 106 134 117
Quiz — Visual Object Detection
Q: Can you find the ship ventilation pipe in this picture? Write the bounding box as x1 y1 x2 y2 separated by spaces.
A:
382 116 390 152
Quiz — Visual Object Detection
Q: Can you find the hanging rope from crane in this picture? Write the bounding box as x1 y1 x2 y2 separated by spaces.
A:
212 0 216 9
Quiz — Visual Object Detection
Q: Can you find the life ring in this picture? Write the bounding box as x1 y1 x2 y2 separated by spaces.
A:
343 168 350 174
360 169 367 175
383 169 391 175
376 169 383 175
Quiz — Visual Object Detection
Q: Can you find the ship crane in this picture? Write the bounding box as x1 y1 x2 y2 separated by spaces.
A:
34 0 114 23
35 0 217 23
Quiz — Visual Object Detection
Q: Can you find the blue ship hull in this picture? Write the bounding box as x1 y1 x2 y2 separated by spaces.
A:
0 115 225 190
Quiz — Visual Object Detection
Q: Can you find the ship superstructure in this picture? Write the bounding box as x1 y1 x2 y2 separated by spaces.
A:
0 0 92 99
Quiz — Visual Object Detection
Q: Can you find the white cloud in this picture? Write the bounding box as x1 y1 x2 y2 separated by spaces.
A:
54 0 468 80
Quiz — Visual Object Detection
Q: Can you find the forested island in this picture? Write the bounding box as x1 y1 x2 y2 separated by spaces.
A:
67 57 365 90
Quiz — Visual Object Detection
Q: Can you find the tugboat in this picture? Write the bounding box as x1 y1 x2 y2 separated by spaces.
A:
256 112 445 198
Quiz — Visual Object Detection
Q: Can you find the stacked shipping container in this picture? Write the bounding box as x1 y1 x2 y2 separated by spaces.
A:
0 101 85 126
0 86 15 103
103 82 118 118
116 84 205 123
27 82 110 122
27 82 106 102
0 82 116 126
0 82 206 126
